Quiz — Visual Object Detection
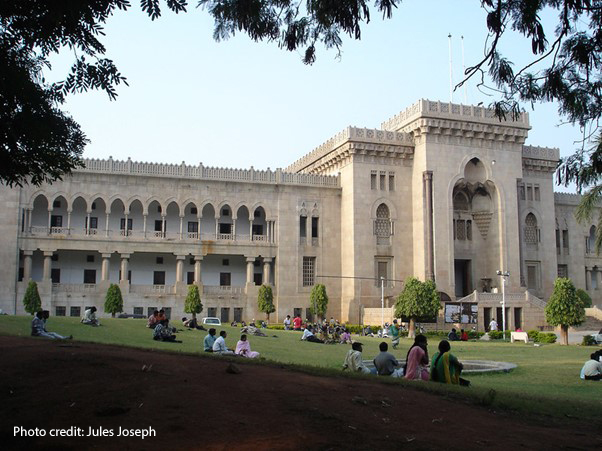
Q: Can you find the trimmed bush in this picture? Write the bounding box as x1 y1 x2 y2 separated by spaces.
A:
467 330 485 339
581 335 597 346
23 280 41 314
537 332 557 343
527 330 540 342
488 330 503 340
266 324 285 330
104 283 123 318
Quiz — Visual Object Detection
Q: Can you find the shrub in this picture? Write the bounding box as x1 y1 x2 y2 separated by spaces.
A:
488 330 503 340
104 283 124 318
581 335 597 346
527 330 540 342
309 284 329 320
576 288 593 308
184 285 203 319
266 324 285 330
537 332 557 343
23 280 41 314
257 285 275 321
467 330 485 339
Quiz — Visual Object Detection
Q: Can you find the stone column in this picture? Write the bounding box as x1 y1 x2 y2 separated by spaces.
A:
586 268 592 291
597 270 602 290
67 211 72 235
215 217 219 238
143 214 147 237
176 255 185 282
161 214 166 238
249 220 253 240
101 254 111 281
120 254 130 283
263 257 272 285
246 257 255 284
423 171 435 281
85 212 91 235
124 213 129 236
23 250 33 281
179 215 184 240
43 251 53 281
47 209 52 231
197 217 201 240
105 212 110 237
194 256 203 285
232 218 237 240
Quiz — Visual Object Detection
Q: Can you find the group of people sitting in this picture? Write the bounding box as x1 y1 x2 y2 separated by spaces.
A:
343 336 467 385
447 328 469 341
202 329 260 358
580 350 602 381
300 324 352 344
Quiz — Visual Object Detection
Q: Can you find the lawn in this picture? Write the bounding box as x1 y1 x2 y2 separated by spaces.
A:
1 315 600 421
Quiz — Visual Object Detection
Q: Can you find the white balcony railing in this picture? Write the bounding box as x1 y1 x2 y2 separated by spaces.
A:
52 283 98 293
203 285 244 295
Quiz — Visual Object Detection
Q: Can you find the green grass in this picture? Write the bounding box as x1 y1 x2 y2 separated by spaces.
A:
2 315 601 422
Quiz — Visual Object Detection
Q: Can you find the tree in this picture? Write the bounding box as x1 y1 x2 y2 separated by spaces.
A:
545 278 585 345
104 283 123 318
184 284 203 319
395 277 441 339
0 0 187 186
576 288 593 308
23 280 41 314
257 284 275 321
309 283 329 321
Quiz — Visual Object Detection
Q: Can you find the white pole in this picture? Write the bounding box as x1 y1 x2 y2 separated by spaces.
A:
461 35 467 104
448 33 453 102
381 277 385 333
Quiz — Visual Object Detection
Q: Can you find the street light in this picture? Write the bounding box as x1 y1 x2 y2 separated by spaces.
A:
380 277 385 333
496 270 510 340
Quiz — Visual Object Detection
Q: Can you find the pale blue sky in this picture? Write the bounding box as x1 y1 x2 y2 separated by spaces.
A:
49 1 579 190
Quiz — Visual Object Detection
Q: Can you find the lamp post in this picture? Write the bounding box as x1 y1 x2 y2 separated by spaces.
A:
381 277 385 333
496 270 510 340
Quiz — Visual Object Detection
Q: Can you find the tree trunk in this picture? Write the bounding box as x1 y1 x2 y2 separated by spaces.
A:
192 312 196 320
408 317 416 339
111 312 115 318
267 312 270 322
561 324 569 345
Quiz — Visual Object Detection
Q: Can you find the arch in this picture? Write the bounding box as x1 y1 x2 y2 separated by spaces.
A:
453 191 469 211
49 192 69 211
370 198 397 220
69 192 89 211
439 292 452 302
181 199 200 217
232 201 248 220
217 201 233 219
89 193 109 213
588 225 597 253
198 199 216 217
376 203 390 219
464 157 487 183
107 194 126 214
524 212 539 245
251 202 271 219
71 195 87 212
144 196 163 216
125 195 145 213
236 204 250 219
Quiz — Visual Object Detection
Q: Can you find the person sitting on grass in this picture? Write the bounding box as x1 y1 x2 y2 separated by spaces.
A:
157 309 167 322
430 340 465 385
404 334 429 381
31 310 72 340
147 310 159 329
182 316 206 330
301 325 324 343
340 328 352 344
343 342 373 374
580 352 602 381
153 319 181 342
81 306 99 326
213 330 235 355
203 328 217 352
235 334 260 358
447 328 459 341
373 342 403 377
460 329 468 341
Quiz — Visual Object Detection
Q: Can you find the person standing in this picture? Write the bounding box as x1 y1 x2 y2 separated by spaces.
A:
489 318 498 332
373 342 403 377
389 319 401 349
203 328 217 352
284 315 292 330
292 314 302 331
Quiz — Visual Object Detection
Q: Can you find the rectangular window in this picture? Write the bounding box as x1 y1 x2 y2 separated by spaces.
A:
18 267 24 282
70 306 81 317
51 254 59 262
154 220 162 232
311 217 319 238
557 264 568 278
187 271 195 285
234 308 243 322
534 185 540 201
556 229 561 253
371 172 377 190
526 263 540 290
163 307 171 320
219 223 232 234
220 308 230 323
254 210 261 218
86 255 95 263
388 173 395 191
55 306 66 317
302 257 316 287
187 222 198 233
189 257 195 265
466 220 472 240
83 269 96 284
222 259 229 266
220 272 231 286
527 185 533 201
294 307 302 319
53 200 61 208
208 307 217 317
221 208 230 216
514 307 522 330
300 216 307 238
120 218 133 230
190 207 198 215
133 307 143 316
562 230 569 250
252 224 263 236
380 172 386 190
377 261 388 286
254 273 262 286
51 268 61 284
456 219 466 240
147 307 157 317
519 184 525 201
91 202 96 210
305 308 314 323
86 217 98 229
153 271 165 285
50 215 63 227
156 256 164 264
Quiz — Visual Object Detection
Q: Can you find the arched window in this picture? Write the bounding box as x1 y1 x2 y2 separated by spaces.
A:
525 213 538 245
453 192 469 211
374 203 392 245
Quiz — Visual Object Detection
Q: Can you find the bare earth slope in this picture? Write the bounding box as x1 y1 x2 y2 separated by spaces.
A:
0 336 598 450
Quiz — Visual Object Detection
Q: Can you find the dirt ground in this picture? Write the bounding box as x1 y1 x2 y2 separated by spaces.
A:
1 336 599 450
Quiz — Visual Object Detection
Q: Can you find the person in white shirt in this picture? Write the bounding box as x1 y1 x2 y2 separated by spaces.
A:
213 330 235 355
580 351 602 381
283 315 291 330
343 342 373 374
301 326 324 343
488 319 498 332
81 306 100 326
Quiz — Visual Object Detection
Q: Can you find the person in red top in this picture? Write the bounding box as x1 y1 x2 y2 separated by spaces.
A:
293 315 302 331
460 329 468 341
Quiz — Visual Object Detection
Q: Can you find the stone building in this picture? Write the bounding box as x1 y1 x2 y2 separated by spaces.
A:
1 99 600 330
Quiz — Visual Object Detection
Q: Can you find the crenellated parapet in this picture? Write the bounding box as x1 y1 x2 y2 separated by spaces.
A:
522 145 560 174
554 192 582 206
76 157 340 188
285 126 414 174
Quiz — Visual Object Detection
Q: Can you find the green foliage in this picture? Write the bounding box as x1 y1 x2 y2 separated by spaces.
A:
575 289 592 308
104 284 123 318
266 324 285 330
545 278 585 328
467 330 485 339
527 329 541 342
309 284 329 319
488 330 503 340
394 277 441 322
257 285 275 320
581 335 597 346
22 280 41 314
537 333 557 344
184 285 203 318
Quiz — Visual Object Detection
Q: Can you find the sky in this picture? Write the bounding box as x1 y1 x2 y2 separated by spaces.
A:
49 1 580 191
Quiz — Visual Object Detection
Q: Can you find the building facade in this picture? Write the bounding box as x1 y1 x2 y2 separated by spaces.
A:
1 99 600 329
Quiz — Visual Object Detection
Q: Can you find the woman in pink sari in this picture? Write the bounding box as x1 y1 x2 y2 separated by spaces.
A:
404 334 429 381
235 334 260 358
